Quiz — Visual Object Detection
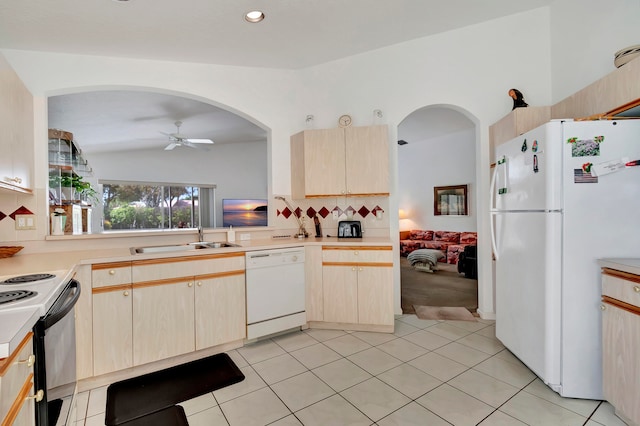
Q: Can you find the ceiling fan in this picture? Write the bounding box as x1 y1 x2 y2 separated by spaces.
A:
161 121 214 151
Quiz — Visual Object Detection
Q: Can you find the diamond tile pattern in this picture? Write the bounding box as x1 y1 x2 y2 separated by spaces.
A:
10 206 33 220
0 211 5 222
305 207 316 218
317 207 330 218
357 206 370 218
74 317 615 426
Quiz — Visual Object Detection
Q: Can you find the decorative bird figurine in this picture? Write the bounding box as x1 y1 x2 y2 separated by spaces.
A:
509 88 528 110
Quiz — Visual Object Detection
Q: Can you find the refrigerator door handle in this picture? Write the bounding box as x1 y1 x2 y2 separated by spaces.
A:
490 163 498 211
490 212 499 260
490 165 500 260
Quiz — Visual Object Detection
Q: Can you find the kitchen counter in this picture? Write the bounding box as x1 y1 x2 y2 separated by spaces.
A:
597 258 640 275
0 236 393 359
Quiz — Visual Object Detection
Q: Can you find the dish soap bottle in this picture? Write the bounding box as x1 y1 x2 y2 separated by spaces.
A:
227 225 235 242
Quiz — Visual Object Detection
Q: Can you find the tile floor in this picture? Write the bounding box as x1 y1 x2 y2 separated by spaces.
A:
75 315 627 426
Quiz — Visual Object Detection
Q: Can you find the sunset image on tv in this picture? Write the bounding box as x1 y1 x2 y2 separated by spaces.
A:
222 199 267 227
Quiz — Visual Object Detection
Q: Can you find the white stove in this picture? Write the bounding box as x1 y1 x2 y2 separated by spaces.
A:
0 269 72 316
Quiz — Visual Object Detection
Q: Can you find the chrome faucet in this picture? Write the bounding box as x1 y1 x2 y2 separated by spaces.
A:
197 226 204 242
274 196 308 238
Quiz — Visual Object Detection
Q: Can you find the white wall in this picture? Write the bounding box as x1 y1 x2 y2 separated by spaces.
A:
550 0 640 102
398 128 476 232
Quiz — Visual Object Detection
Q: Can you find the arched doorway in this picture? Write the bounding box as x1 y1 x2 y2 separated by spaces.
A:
397 105 479 314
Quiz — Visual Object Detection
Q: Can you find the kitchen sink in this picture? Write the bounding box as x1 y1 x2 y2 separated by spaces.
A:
131 242 241 254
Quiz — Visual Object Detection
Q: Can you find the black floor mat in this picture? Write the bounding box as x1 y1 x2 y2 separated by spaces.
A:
105 353 244 425
120 405 188 426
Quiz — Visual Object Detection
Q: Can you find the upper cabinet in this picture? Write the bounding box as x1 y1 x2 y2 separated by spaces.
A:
0 55 34 194
290 125 389 199
489 106 550 162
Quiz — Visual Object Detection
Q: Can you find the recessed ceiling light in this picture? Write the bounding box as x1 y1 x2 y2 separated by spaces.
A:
245 10 265 23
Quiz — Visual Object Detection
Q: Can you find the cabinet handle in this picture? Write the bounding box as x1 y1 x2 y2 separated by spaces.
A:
197 281 202 287
352 267 356 271
26 390 44 402
109 270 116 275
359 267 363 272
600 305 606 311
634 286 640 293
188 282 193 287
354 251 359 255
123 291 129 297
17 354 36 368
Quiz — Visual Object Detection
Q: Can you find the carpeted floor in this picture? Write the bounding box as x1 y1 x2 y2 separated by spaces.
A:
400 257 478 315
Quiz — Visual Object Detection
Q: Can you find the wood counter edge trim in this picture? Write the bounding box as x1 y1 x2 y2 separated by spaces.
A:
133 270 245 289
195 270 245 281
305 193 390 198
0 332 33 376
322 262 394 267
132 251 244 266
322 246 392 251
602 295 640 316
602 267 640 284
1 373 34 426
92 284 133 294
92 261 132 271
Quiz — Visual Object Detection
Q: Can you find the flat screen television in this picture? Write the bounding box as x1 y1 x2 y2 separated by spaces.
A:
222 199 268 227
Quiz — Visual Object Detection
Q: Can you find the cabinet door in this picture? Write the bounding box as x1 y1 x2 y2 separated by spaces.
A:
133 280 195 366
92 288 133 375
602 302 640 425
0 57 34 192
0 333 34 425
195 273 246 350
322 265 358 324
305 245 324 321
302 128 346 197
345 125 389 196
357 266 394 326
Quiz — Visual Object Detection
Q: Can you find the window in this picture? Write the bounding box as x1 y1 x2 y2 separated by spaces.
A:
101 181 216 230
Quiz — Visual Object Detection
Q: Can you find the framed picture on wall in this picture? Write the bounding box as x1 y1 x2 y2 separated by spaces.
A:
434 185 468 216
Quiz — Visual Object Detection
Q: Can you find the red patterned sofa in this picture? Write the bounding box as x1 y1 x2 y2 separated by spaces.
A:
400 230 477 264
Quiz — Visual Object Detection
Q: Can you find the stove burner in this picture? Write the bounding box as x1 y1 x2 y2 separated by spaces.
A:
0 290 37 305
2 273 55 284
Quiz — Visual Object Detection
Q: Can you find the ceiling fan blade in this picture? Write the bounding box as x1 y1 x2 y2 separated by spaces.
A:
183 140 210 151
185 138 214 144
164 142 178 150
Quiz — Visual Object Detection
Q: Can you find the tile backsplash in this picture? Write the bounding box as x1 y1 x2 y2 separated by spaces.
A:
273 196 389 237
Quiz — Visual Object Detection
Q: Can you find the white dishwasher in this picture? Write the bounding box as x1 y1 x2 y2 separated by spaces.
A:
245 247 306 339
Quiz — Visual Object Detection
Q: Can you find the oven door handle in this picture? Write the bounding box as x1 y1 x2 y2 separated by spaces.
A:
43 279 80 329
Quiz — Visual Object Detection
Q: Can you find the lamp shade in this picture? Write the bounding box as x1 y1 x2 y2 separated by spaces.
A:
398 209 409 220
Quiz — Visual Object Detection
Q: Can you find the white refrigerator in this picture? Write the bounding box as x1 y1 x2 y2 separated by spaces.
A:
491 119 640 400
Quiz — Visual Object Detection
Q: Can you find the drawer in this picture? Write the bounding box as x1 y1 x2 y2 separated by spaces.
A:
92 262 132 288
132 253 245 282
602 270 640 308
0 332 34 422
322 246 393 264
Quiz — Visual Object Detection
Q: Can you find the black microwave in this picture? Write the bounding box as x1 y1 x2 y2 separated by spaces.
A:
337 221 362 238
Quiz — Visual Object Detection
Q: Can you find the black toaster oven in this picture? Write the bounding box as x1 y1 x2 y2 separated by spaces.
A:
337 220 362 238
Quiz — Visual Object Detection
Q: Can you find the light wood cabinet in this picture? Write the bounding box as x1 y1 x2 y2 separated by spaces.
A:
0 55 34 194
319 246 394 331
291 125 389 198
133 279 195 365
489 106 550 162
195 272 246 350
131 253 245 367
92 288 133 376
0 332 36 426
601 268 640 426
91 262 132 376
